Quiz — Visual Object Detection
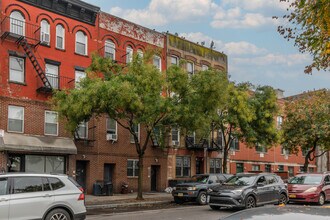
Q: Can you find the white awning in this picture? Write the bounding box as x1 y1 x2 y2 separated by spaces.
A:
0 132 77 154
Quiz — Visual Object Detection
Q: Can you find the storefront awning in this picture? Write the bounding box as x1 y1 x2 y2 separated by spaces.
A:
0 132 77 154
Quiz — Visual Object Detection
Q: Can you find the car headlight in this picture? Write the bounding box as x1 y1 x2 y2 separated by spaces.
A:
207 188 213 193
172 187 176 191
232 189 243 194
187 187 197 191
304 187 317 193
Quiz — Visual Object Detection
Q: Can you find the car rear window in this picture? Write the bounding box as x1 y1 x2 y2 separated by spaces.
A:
13 177 43 194
48 177 65 190
289 175 323 185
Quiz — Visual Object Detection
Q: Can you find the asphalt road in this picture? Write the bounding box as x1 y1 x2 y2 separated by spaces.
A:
87 205 235 220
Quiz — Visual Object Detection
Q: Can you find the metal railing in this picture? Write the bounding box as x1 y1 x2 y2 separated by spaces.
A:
37 74 75 93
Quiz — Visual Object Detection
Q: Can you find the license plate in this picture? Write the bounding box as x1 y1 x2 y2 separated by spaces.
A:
207 196 210 203
289 194 296 198
178 193 183 197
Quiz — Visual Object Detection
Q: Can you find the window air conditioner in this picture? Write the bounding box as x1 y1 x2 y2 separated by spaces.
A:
106 133 117 141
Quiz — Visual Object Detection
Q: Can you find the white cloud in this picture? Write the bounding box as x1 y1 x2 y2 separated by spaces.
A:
221 0 290 12
233 53 310 66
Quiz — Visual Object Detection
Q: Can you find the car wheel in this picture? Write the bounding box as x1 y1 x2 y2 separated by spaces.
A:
45 208 71 220
318 193 325 206
278 193 287 205
245 196 256 209
174 196 184 204
210 205 221 210
197 192 207 205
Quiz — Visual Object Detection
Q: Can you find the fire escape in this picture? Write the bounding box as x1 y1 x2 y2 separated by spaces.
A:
1 16 74 93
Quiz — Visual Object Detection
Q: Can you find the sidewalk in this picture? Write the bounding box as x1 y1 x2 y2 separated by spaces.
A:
85 192 173 210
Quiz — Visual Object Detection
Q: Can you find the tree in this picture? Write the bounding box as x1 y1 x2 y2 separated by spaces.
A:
214 84 279 173
281 90 330 172
52 51 229 199
276 0 330 74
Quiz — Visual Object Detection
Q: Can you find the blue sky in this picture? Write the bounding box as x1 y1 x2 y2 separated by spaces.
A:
85 0 329 96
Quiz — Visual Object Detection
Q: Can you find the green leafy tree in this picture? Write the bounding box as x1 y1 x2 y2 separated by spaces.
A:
214 84 279 173
281 90 330 172
276 0 330 74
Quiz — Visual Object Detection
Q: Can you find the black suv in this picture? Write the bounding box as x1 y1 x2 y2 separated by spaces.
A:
207 173 288 210
172 174 232 205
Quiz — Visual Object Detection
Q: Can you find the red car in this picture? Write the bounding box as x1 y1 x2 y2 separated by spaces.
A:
288 173 330 205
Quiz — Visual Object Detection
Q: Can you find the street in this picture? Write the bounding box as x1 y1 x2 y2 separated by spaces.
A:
87 205 235 220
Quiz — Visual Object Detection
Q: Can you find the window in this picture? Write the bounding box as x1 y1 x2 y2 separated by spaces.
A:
40 20 50 45
8 105 24 133
130 124 140 143
48 177 65 190
256 144 267 153
210 158 222 173
265 164 271 173
9 56 25 83
281 146 290 155
106 118 117 140
266 175 277 184
176 156 190 177
236 163 244 173
137 49 143 58
216 130 223 147
45 111 58 136
153 56 161 70
56 24 65 49
308 167 314 173
25 155 65 174
75 70 86 88
300 166 305 172
252 164 260 171
278 165 284 172
171 127 180 146
13 177 44 194
171 56 178 66
276 116 283 129
75 31 87 55
302 148 308 157
0 178 8 196
105 40 115 60
126 46 133 63
230 138 239 151
76 121 88 139
127 159 139 177
45 64 59 89
10 11 25 36
288 166 294 177
202 65 209 71
187 62 194 77
186 132 195 144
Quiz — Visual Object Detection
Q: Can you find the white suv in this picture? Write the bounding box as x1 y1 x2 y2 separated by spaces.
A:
0 173 86 220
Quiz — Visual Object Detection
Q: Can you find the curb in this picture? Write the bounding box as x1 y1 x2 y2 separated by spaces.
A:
86 200 172 210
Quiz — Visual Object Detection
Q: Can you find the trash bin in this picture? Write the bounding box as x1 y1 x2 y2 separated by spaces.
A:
93 182 103 196
104 182 113 196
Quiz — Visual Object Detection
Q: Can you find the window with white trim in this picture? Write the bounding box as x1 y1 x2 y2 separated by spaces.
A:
171 127 180 146
9 56 25 83
281 146 290 155
202 65 209 71
210 158 222 173
187 62 194 77
137 49 143 58
10 11 25 36
106 118 117 140
171 56 178 66
75 70 86 88
45 64 59 89
40 20 50 45
126 46 133 63
45 111 58 136
56 24 65 49
276 116 283 129
255 143 267 153
153 56 161 71
252 164 260 171
105 40 115 60
130 124 140 143
8 106 24 133
176 156 190 177
76 121 88 139
230 137 239 151
75 31 87 55
127 159 139 177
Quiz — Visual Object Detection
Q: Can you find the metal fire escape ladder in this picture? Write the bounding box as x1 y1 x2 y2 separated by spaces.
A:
16 37 52 90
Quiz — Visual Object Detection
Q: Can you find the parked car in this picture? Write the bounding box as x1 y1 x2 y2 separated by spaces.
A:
288 172 330 205
207 173 288 210
221 206 330 220
0 173 86 220
172 173 233 205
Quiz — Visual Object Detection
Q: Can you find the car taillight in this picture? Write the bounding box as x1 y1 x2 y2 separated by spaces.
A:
78 187 85 201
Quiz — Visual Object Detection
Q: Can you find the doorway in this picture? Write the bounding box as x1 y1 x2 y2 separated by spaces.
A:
76 161 88 191
151 165 160 192
104 164 115 183
196 157 204 174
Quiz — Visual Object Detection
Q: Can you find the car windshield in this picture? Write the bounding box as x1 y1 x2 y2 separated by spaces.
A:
191 175 209 183
225 176 257 186
289 175 322 185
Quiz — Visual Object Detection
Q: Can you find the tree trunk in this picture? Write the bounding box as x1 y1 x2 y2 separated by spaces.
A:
222 146 228 174
137 154 144 200
303 154 309 173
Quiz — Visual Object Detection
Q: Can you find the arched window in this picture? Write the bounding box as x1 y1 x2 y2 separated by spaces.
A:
10 11 25 36
126 46 133 63
40 20 50 45
105 40 115 60
75 31 87 55
56 24 65 49
137 49 143 58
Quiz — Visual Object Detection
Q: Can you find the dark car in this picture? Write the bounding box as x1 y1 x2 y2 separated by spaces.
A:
288 172 330 205
221 206 330 220
172 174 233 205
207 173 288 210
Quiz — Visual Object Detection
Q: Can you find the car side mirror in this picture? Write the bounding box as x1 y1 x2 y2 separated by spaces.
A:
208 180 214 184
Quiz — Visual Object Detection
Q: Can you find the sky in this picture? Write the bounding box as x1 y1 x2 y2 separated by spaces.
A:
84 0 329 97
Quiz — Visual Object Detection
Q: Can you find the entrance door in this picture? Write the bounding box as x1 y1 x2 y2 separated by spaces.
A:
151 165 160 192
196 158 203 174
104 164 115 183
76 161 87 191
